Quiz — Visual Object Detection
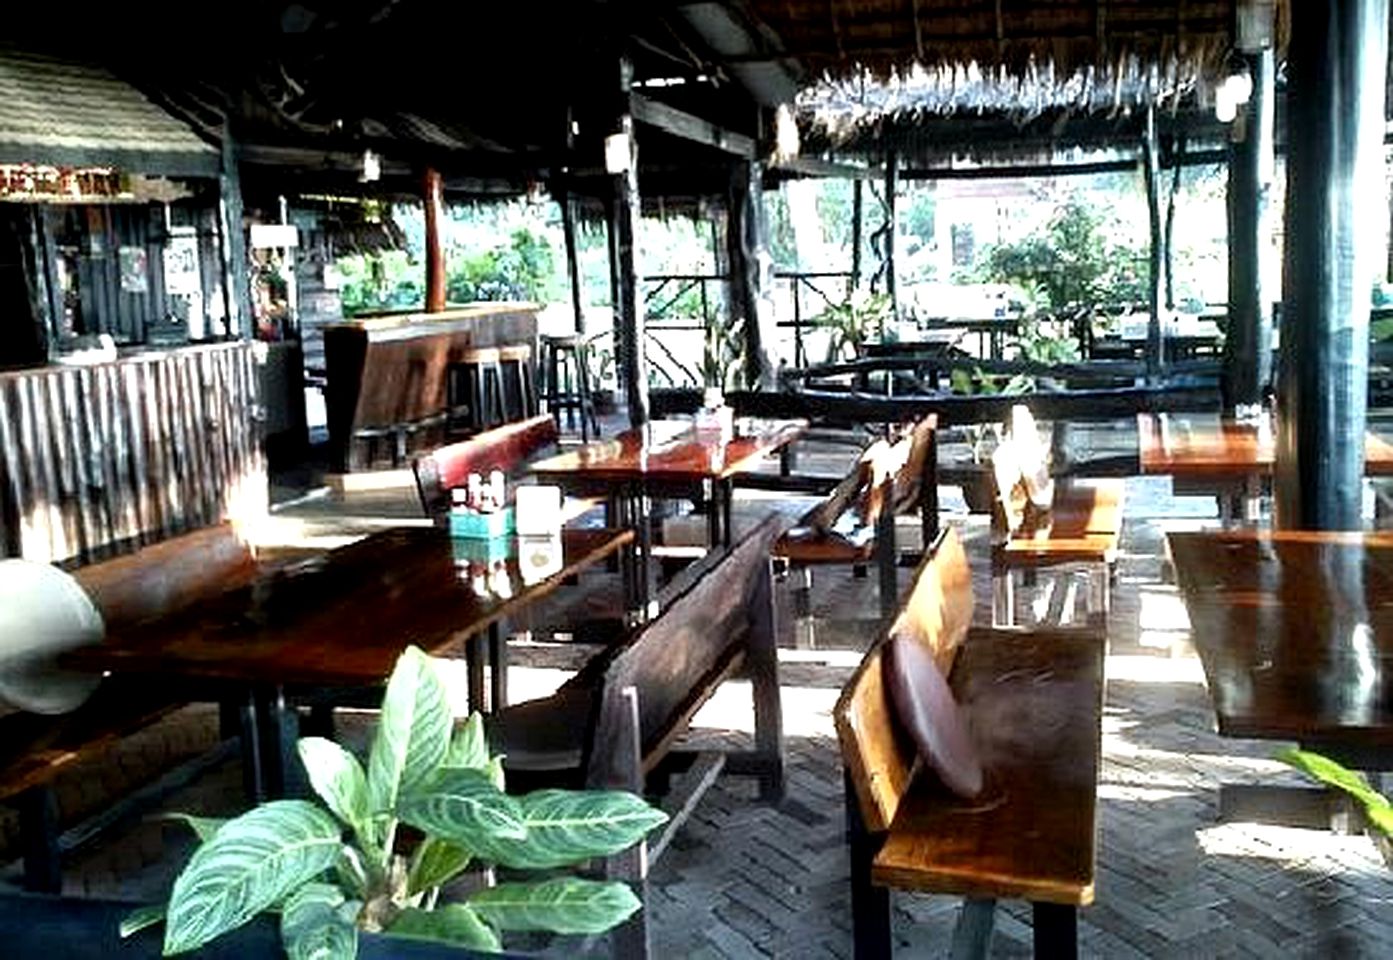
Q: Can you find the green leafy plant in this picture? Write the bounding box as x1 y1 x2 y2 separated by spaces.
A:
125 647 667 957
811 293 893 362
1278 747 1393 837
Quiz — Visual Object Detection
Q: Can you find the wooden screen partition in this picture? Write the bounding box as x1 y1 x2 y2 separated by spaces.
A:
323 303 540 471
0 342 266 565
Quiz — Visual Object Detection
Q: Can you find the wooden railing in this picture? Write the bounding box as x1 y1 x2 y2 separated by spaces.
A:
0 342 266 565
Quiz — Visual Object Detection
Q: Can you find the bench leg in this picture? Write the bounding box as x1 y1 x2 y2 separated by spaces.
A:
950 898 997 960
595 687 651 959
1032 903 1077 960
19 785 61 893
845 769 892 960
992 568 1015 627
747 562 785 803
876 506 898 624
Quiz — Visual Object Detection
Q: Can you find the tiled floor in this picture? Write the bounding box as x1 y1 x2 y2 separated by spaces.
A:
7 429 1393 957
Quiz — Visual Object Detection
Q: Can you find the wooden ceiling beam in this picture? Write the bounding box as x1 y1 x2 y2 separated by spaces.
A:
631 94 756 158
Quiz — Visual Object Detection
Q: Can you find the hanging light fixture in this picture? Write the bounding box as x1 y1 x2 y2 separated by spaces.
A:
359 149 381 183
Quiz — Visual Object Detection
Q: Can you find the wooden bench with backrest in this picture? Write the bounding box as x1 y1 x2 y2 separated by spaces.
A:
487 513 786 958
989 405 1123 626
835 526 1105 959
774 415 938 636
0 524 258 892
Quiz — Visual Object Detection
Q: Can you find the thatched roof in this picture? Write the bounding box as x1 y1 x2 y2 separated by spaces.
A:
741 1 1280 86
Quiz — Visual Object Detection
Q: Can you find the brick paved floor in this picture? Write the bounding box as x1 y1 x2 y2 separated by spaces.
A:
9 435 1393 957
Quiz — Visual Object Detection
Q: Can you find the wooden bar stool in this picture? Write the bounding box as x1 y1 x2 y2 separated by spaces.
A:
498 343 537 419
447 347 505 436
540 334 599 441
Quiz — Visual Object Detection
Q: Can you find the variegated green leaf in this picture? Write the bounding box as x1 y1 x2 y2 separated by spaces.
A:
468 878 641 935
407 838 473 895
163 813 227 843
367 647 451 825
485 756 506 792
444 713 488 770
468 790 667 869
298 737 370 835
1279 747 1393 835
119 903 164 939
387 905 500 952
163 800 343 955
281 882 358 960
398 768 525 848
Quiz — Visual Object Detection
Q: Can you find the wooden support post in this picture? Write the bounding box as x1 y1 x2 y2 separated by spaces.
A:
728 158 778 389
423 167 446 313
1223 49 1276 412
884 148 899 327
1142 103 1165 381
561 107 586 336
1164 136 1184 310
218 122 253 339
609 57 648 428
560 181 586 336
1275 0 1387 530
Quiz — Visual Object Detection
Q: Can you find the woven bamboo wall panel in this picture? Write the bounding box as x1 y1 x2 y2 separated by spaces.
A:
0 342 266 565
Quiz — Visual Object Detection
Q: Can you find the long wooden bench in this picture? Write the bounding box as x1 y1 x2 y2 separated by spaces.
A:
835 526 1105 959
0 524 257 892
989 408 1123 626
488 513 786 958
775 415 938 636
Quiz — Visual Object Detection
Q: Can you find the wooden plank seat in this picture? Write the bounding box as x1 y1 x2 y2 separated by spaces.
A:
412 413 601 526
774 415 938 636
487 513 787 958
835 527 1105 959
989 409 1123 626
0 524 257 892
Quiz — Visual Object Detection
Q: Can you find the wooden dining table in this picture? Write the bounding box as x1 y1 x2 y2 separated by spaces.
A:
1138 413 1393 520
65 525 633 799
529 418 807 616
1169 529 1393 822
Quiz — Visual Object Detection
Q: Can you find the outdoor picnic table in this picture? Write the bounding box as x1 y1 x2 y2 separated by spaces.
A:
1138 412 1393 521
64 525 633 798
1169 528 1393 823
529 417 806 617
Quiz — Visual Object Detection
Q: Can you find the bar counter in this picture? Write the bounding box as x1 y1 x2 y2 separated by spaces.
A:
322 302 539 470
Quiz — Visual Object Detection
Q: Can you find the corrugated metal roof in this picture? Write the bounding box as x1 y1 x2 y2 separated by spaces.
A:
0 49 215 161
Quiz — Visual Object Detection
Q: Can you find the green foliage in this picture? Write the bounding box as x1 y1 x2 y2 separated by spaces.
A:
1278 747 1393 836
135 646 667 957
812 293 893 362
973 200 1146 312
446 228 558 304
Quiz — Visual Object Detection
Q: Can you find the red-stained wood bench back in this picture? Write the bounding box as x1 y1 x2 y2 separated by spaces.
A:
412 414 559 516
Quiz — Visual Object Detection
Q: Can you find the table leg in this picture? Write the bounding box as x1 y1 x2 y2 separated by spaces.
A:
467 633 487 715
242 685 300 802
488 621 507 712
1032 903 1077 959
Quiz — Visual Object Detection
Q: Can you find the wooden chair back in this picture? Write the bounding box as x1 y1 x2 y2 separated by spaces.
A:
413 414 559 516
71 524 256 630
583 514 784 789
890 415 938 515
834 526 972 833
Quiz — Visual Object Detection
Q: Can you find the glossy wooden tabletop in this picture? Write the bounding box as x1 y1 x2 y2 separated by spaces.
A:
529 418 807 483
66 527 633 688
1168 529 1393 746
1138 413 1393 477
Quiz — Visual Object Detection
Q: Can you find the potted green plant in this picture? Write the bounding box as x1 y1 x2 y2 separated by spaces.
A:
811 293 893 363
122 647 667 957
1279 747 1393 866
